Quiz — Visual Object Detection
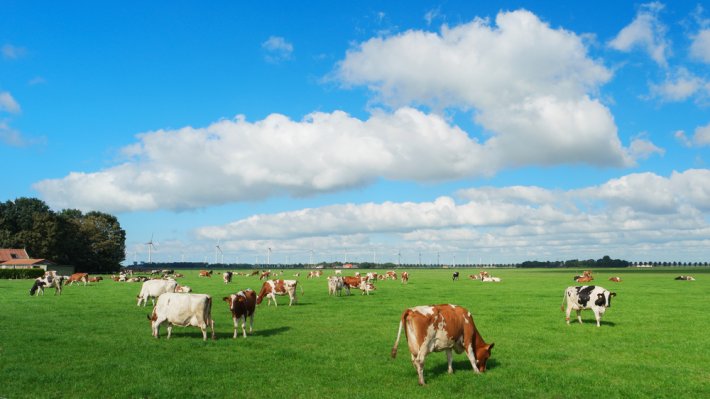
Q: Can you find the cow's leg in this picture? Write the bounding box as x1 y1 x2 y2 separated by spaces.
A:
565 305 572 325
209 318 215 340
200 324 207 341
593 309 601 327
240 315 247 338
167 323 173 339
248 313 254 333
271 293 277 307
410 353 426 385
576 310 583 324
446 349 454 374
152 317 165 338
464 344 481 374
232 316 239 339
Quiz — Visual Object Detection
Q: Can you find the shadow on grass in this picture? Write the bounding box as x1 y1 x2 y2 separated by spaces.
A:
427 358 498 381
252 326 291 337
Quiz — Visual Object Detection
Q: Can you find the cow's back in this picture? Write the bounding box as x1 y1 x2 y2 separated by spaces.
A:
157 293 212 327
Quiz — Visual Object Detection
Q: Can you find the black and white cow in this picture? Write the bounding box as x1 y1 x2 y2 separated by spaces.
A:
452 272 459 281
561 285 616 327
29 274 64 296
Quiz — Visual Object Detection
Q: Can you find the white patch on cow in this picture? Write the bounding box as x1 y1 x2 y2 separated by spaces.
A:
412 306 434 316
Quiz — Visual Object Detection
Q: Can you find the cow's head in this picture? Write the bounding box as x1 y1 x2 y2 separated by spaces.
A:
475 343 495 372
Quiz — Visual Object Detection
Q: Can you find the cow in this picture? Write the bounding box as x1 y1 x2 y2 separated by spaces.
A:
175 285 192 293
575 276 593 283
256 279 300 307
468 274 479 280
137 279 178 306
342 276 375 295
608 276 622 282
366 272 378 282
452 272 459 281
675 275 695 281
327 276 344 296
88 276 103 283
481 277 501 282
334 269 342 275
173 273 184 278
391 304 494 386
222 289 256 339
65 273 89 286
386 271 397 280
401 272 409 284
561 285 616 327
223 271 233 284
29 274 64 296
198 270 213 278
148 293 215 341
259 271 271 280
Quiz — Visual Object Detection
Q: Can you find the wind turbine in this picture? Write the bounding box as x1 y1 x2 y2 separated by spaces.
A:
215 240 224 264
267 247 272 268
145 234 157 264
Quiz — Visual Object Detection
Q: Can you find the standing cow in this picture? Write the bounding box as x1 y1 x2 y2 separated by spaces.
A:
327 276 344 296
223 289 256 339
65 273 89 286
452 272 459 281
223 271 233 284
29 274 65 296
137 279 178 306
391 304 494 385
148 293 215 340
256 279 300 307
561 285 616 327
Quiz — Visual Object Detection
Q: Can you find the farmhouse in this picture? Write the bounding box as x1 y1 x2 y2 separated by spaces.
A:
0 248 55 271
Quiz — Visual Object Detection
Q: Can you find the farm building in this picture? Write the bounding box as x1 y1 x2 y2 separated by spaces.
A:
0 248 56 271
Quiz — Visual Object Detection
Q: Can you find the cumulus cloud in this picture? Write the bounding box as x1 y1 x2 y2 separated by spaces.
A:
692 122 710 146
337 9 633 168
262 36 293 63
608 2 670 67
648 67 706 102
194 169 710 263
2 44 26 60
690 28 710 63
0 92 20 114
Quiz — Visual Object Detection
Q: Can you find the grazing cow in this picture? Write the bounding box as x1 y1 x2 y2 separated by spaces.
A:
386 271 397 280
401 272 409 284
561 285 616 327
327 276 344 296
137 279 178 306
481 277 501 282
29 274 64 296
334 269 342 275
391 304 494 386
259 271 271 280
366 272 378 282
256 280 299 307
175 285 192 293
222 289 256 339
342 276 375 295
223 271 233 284
452 272 459 281
65 273 89 286
148 293 215 341
88 276 103 283
198 270 213 278
608 276 622 282
359 280 376 295
468 274 479 280
675 275 695 281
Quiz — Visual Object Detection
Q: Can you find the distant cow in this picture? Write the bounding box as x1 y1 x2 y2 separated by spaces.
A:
391 304 494 385
327 276 344 296
561 285 616 327
401 272 409 284
608 276 622 282
175 285 192 293
89 276 103 283
259 271 271 280
199 270 213 278
256 279 300 307
481 277 501 282
452 272 459 281
137 279 178 306
223 289 256 339
575 276 593 283
65 273 89 286
675 275 695 281
148 293 215 341
386 271 397 280
342 276 374 295
223 272 233 284
29 274 64 296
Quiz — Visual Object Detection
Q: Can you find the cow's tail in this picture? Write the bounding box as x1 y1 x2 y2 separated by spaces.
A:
561 289 567 311
391 309 410 359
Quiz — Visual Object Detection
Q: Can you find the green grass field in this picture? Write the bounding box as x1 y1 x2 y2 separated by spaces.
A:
2 268 708 398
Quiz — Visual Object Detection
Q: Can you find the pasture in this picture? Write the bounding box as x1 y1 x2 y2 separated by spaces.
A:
1 268 708 398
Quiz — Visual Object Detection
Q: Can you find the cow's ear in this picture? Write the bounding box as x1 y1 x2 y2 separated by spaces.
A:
222 297 230 302
488 343 495 353
610 292 617 297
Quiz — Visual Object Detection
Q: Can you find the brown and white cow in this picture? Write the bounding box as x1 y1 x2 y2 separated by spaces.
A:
222 289 256 339
88 276 103 283
391 304 494 385
386 270 397 280
576 276 593 283
65 273 89 286
259 271 271 280
199 270 213 278
148 293 215 340
256 279 299 306
175 284 192 293
401 272 409 284
608 276 622 282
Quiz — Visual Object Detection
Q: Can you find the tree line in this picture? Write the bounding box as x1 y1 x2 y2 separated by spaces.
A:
0 198 125 273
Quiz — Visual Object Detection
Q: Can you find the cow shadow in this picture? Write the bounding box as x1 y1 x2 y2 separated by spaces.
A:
429 357 498 377
252 326 291 337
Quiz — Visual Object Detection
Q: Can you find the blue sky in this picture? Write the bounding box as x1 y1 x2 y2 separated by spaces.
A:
2 1 710 265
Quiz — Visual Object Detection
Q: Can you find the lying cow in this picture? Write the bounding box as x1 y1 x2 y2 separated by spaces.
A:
391 304 494 385
29 274 64 296
89 276 103 283
575 276 593 283
65 273 89 286
175 285 192 293
199 270 213 277
561 285 616 327
481 277 501 282
137 279 178 306
223 289 256 339
675 275 695 281
148 293 215 340
256 279 300 307
608 276 622 282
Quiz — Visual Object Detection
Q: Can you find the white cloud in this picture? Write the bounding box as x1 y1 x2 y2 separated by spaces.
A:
194 169 710 263
337 9 632 168
674 130 692 147
628 135 664 160
649 67 705 102
608 2 670 67
262 36 293 63
1 44 26 60
0 91 20 114
690 28 710 63
693 122 710 146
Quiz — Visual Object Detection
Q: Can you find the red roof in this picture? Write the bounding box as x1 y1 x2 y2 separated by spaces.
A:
0 258 54 266
0 249 29 262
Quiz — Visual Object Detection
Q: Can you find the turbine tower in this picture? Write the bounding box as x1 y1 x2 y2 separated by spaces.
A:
145 234 156 264
215 240 224 264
